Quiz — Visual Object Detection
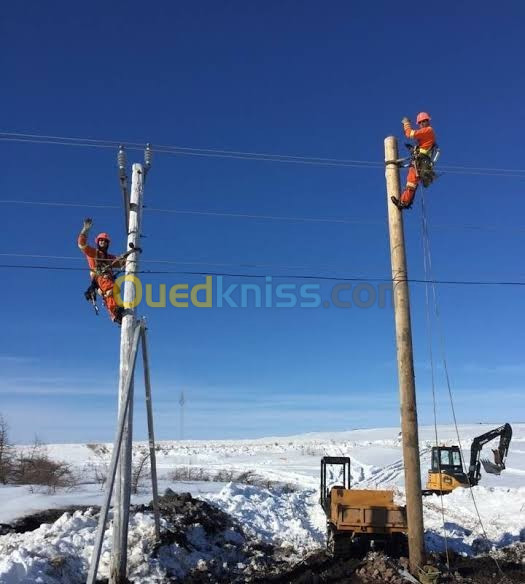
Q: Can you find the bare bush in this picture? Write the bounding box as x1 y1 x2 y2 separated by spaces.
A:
168 465 297 492
214 469 235 482
84 444 110 489
0 414 14 485
236 470 256 484
131 449 151 494
11 437 77 493
0 414 14 484
86 443 109 456
84 461 108 489
169 465 211 482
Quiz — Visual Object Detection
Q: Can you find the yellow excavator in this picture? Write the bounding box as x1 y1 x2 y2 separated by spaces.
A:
424 423 512 495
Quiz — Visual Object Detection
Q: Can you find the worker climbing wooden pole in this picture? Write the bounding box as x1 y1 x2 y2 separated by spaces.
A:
384 136 426 574
390 112 439 210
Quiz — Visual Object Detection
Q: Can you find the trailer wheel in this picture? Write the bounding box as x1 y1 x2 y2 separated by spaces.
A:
327 527 361 558
385 533 409 558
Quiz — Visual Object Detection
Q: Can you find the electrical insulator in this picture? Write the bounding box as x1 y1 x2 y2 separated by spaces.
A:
144 143 153 170
118 146 126 178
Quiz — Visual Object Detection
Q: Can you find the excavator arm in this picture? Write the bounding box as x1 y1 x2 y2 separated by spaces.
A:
468 423 512 485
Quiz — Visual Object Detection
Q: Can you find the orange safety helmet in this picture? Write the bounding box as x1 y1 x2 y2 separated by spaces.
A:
416 111 431 124
95 232 111 245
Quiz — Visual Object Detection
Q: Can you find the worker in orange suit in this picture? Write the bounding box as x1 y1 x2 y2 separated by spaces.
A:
78 218 132 324
391 112 437 210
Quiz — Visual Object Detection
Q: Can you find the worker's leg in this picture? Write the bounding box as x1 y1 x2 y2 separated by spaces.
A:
400 166 419 207
96 276 123 322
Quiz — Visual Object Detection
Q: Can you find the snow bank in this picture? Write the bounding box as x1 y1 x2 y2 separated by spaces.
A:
0 509 166 584
206 483 326 554
423 486 525 555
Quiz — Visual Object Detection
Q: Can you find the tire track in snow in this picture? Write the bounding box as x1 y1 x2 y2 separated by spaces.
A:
353 448 431 488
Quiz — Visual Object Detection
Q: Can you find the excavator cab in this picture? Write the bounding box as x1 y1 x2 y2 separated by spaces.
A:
431 446 463 474
426 446 469 493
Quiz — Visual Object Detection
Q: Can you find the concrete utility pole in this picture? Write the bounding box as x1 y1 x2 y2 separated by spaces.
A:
384 136 426 573
111 163 144 584
141 326 161 541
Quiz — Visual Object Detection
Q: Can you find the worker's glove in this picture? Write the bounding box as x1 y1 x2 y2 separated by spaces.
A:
81 217 93 234
401 117 410 125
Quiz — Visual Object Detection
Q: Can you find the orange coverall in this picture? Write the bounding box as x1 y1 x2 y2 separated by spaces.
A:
78 233 125 321
400 120 436 206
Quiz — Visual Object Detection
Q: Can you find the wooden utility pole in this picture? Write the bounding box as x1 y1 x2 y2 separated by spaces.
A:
111 163 144 584
384 136 425 573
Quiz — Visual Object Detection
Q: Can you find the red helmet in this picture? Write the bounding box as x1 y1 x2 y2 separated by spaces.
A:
95 232 111 245
416 111 431 124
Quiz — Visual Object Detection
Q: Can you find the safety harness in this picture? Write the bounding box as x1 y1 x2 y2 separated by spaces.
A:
405 142 440 188
83 249 122 316
83 244 141 317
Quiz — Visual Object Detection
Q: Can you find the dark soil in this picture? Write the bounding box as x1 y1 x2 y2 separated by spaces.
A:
0 505 96 535
260 548 525 584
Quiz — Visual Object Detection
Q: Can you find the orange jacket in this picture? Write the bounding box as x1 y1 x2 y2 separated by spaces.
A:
78 233 125 280
403 120 435 153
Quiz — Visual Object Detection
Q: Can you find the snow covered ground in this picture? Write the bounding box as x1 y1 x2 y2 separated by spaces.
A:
0 424 523 582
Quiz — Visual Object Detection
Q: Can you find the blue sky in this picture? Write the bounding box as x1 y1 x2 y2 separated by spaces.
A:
1 1 524 443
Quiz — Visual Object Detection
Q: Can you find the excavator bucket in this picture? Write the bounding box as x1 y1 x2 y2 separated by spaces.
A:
481 449 505 475
481 459 502 475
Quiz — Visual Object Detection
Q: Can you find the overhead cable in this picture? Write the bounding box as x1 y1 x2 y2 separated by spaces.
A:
2 131 525 178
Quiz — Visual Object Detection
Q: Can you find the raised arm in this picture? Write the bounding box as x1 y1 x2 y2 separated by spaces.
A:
402 117 434 143
78 217 96 257
402 116 416 139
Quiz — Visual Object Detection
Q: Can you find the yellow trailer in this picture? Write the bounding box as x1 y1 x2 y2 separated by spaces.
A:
320 457 407 557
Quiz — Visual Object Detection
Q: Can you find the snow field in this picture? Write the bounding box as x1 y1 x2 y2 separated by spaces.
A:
0 424 523 582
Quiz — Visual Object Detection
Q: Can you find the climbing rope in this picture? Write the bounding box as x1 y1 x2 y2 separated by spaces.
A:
420 193 450 569
419 193 509 582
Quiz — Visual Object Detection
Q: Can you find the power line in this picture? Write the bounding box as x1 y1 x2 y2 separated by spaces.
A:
0 198 381 226
1 263 525 286
0 131 382 166
4 130 525 172
2 253 523 281
2 131 525 178
0 199 120 210
0 252 387 273
1 198 525 234
0 134 385 169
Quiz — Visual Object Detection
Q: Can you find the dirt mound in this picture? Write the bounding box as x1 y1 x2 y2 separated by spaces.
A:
138 489 280 583
0 505 95 535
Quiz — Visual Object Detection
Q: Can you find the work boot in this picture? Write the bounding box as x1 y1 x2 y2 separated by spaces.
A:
113 307 125 325
391 196 412 210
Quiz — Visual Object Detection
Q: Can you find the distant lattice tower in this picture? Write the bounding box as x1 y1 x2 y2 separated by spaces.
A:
179 390 186 440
